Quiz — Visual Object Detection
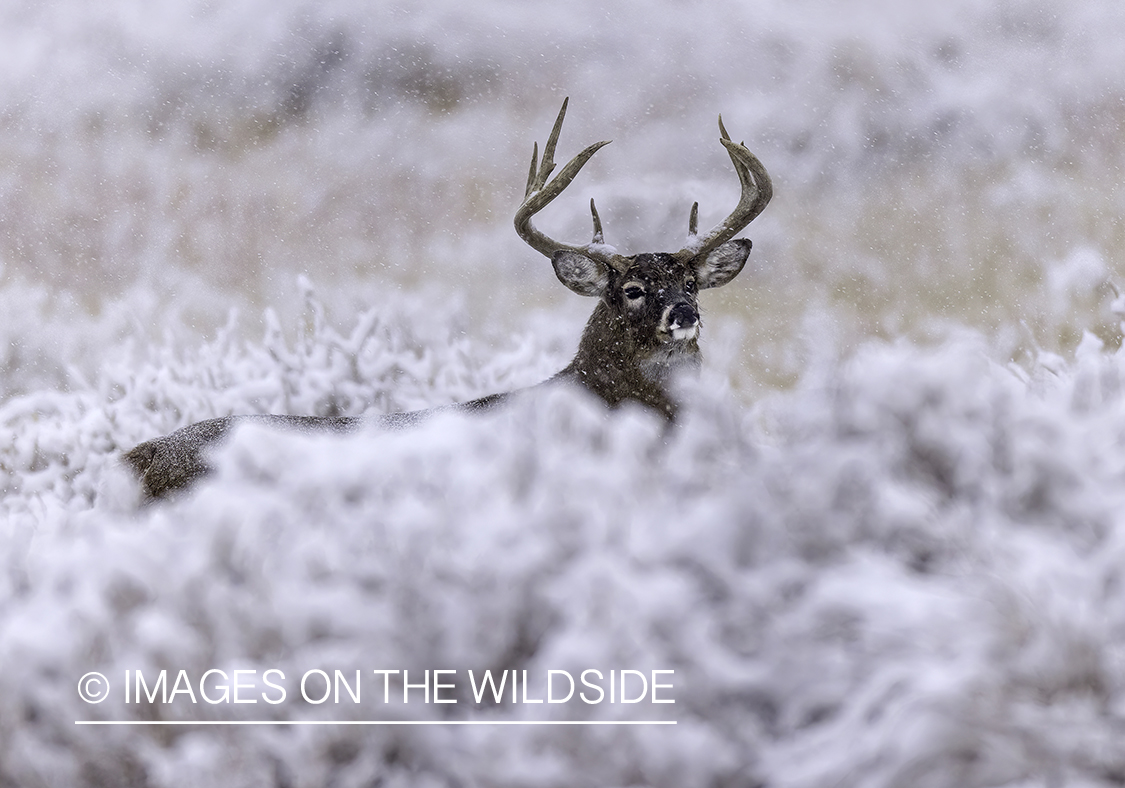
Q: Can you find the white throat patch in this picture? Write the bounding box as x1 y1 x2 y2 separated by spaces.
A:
671 324 699 342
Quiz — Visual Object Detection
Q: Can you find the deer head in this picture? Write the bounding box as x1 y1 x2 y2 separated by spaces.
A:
514 98 773 418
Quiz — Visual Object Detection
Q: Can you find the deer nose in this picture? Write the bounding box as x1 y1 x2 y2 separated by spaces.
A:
668 302 698 329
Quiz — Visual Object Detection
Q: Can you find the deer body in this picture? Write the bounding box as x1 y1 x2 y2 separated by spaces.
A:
124 100 771 500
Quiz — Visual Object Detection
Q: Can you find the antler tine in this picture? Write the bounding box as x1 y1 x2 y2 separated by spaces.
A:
717 115 752 187
590 198 605 244
524 98 567 197
538 97 567 189
524 141 539 199
676 115 773 262
514 98 626 269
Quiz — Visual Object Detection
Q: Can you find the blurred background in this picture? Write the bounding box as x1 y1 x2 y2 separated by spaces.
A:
3 0 1123 401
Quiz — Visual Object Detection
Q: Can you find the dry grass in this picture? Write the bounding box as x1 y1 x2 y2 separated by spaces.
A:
706 145 1125 397
3 95 1124 403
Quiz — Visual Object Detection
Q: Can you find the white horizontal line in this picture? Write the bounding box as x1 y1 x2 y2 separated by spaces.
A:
75 720 676 726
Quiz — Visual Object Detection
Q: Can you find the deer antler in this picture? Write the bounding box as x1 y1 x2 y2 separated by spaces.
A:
515 98 630 272
675 115 772 262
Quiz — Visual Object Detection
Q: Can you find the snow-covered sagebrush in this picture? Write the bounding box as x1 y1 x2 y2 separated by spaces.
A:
4 290 1125 785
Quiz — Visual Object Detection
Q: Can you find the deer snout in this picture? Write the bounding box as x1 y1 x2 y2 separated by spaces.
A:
669 302 697 326
666 302 700 341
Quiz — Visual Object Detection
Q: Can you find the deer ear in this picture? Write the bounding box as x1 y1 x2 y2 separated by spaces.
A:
552 250 610 297
695 239 751 290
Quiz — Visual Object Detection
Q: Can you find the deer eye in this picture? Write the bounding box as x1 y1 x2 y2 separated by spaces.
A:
623 284 646 300
685 278 697 292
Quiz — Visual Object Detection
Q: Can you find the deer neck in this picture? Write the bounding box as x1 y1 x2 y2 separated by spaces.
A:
556 301 701 420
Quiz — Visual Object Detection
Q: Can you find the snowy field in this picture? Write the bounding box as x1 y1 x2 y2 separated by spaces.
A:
3 0 1125 785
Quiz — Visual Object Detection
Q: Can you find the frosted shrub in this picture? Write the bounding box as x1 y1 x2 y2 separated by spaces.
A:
5 299 1125 784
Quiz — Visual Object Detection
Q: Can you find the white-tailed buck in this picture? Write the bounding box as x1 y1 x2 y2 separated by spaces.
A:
125 99 772 499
